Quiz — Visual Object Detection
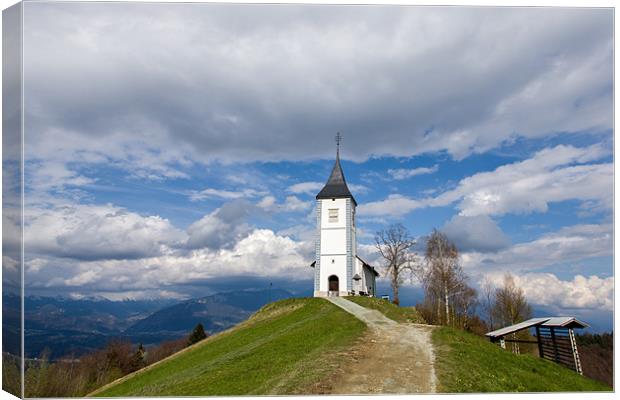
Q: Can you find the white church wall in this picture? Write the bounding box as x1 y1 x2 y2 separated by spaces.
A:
316 197 350 296
320 198 347 228
313 200 322 293
351 208 357 261
345 199 354 292
320 228 346 255
363 265 377 296
319 254 347 293
353 257 364 293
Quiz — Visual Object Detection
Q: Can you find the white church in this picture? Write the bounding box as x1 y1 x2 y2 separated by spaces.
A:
310 140 379 297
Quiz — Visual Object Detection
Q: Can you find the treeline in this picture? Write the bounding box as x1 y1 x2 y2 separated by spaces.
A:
375 225 532 339
575 332 613 387
576 332 613 349
4 323 208 397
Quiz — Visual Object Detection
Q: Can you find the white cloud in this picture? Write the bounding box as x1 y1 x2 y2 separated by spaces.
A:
189 187 266 201
349 184 369 195
185 202 251 250
483 272 613 311
257 195 277 209
284 196 312 212
22 191 311 267
29 160 96 192
25 127 194 192
357 243 383 268
461 223 612 273
24 204 186 261
257 195 311 213
28 229 313 294
288 182 323 195
387 165 438 180
276 224 315 243
358 193 422 218
359 144 612 217
442 214 510 253
440 144 612 216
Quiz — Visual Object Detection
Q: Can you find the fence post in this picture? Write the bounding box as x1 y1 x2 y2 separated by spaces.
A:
535 326 543 358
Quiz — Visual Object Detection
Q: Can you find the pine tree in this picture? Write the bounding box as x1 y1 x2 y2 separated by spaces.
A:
187 323 208 346
129 343 146 371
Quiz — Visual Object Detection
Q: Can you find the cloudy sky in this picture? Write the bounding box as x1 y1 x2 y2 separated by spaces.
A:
9 3 613 329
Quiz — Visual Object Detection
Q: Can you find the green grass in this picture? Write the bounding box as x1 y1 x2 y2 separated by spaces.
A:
432 326 611 392
345 296 426 324
90 298 366 397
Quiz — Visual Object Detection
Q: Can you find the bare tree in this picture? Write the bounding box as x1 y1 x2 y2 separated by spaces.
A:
416 229 467 326
480 277 496 331
453 285 478 331
493 272 532 354
374 224 418 305
493 272 532 326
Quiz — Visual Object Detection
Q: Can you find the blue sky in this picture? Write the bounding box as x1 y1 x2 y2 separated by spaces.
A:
6 3 613 330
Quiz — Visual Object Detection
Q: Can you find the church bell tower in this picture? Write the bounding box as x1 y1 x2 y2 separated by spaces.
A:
313 133 357 297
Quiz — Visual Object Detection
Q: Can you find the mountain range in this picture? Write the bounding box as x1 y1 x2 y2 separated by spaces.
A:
4 288 294 359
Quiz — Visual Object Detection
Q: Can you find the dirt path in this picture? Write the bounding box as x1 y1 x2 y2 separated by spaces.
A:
325 297 437 394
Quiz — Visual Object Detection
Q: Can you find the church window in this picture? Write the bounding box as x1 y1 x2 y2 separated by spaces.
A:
328 208 339 223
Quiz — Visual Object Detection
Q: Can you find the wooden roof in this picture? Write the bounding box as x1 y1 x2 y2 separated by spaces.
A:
485 317 588 338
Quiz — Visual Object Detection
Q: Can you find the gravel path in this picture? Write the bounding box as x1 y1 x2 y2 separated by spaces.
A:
326 297 437 394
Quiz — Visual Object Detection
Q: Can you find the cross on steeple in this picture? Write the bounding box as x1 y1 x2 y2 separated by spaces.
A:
335 132 342 157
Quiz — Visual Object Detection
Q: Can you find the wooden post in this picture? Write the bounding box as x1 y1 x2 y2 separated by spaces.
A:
535 326 543 358
550 327 559 362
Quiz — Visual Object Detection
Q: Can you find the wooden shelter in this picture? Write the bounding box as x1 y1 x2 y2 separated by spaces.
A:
485 317 588 375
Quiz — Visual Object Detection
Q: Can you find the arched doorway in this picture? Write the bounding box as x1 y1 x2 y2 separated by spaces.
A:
328 275 339 293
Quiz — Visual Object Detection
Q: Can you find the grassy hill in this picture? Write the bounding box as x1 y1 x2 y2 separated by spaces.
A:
89 296 610 396
433 326 611 392
89 298 365 396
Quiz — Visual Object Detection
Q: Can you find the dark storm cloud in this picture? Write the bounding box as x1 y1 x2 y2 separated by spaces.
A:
22 3 612 168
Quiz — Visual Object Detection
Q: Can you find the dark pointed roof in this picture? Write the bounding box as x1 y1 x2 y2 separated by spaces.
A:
316 151 357 206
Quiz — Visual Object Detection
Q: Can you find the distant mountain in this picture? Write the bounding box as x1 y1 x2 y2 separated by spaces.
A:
24 294 176 334
8 293 177 359
8 288 295 359
125 288 294 336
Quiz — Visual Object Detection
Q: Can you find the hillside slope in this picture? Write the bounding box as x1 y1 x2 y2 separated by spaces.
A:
433 326 611 392
89 298 365 396
89 296 608 396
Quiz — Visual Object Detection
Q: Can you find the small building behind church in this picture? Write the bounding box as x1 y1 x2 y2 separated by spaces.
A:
310 144 379 297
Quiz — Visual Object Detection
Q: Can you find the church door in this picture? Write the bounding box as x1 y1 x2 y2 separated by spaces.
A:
328 275 339 292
